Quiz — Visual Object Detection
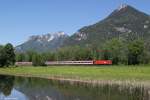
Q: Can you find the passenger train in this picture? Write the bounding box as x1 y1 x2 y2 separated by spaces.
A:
15 60 112 66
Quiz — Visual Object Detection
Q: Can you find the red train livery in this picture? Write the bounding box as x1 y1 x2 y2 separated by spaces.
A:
93 60 112 65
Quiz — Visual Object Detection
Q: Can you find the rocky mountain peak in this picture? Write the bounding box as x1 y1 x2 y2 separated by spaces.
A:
15 32 69 52
28 32 68 42
117 4 128 11
107 4 147 19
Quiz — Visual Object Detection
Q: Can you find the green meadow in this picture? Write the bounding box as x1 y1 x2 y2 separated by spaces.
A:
0 65 150 82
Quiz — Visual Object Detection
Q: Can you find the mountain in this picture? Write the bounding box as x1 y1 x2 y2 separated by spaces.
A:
15 31 69 52
16 4 150 52
63 4 150 47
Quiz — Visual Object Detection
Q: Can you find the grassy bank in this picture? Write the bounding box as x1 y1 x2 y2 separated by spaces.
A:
0 65 150 82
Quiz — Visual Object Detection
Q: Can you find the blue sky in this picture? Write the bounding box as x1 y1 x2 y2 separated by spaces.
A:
0 0 149 46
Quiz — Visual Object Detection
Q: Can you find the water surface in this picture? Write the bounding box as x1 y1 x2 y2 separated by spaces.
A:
0 75 149 100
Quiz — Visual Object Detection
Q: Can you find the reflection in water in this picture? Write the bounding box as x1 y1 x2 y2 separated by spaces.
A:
0 89 28 100
0 75 149 100
0 75 14 96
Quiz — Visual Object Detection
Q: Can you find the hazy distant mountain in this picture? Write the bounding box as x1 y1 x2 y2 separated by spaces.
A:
64 4 150 47
16 4 150 52
15 31 69 52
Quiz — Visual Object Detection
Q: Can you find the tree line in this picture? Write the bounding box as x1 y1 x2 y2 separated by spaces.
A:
101 38 150 65
15 38 150 66
0 38 149 67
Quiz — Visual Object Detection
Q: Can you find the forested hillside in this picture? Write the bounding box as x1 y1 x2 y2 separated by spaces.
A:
64 5 150 47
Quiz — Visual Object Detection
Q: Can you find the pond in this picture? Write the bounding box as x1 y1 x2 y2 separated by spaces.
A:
0 75 149 100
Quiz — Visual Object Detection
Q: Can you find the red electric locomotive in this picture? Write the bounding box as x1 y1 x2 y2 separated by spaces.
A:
93 60 112 65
